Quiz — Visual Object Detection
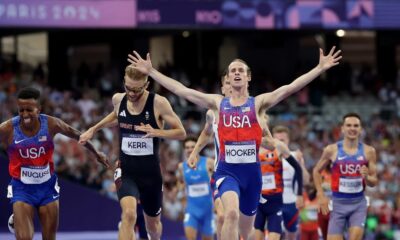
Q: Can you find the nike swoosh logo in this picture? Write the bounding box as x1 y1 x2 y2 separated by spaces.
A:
14 139 27 144
53 195 59 199
338 156 346 160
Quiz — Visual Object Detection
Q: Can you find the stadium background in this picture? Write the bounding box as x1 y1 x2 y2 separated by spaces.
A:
1 0 400 239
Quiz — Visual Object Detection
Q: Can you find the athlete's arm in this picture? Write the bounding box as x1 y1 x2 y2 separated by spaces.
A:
0 120 12 146
276 140 303 197
136 95 186 140
313 144 335 215
49 116 110 168
206 157 214 178
256 47 342 110
79 93 121 144
295 150 311 185
176 163 185 192
187 110 214 169
128 51 220 109
362 145 378 187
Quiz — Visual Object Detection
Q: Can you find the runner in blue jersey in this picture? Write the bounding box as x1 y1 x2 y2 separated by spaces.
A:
178 136 214 240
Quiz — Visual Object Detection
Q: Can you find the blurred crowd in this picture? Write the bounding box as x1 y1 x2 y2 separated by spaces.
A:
1 58 400 239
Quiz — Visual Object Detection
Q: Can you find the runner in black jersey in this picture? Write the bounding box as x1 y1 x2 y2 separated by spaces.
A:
79 65 186 240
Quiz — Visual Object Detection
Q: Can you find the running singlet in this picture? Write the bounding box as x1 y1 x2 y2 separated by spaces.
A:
118 93 160 165
216 97 262 166
331 141 367 198
183 156 213 214
7 114 54 184
282 151 299 203
259 148 283 195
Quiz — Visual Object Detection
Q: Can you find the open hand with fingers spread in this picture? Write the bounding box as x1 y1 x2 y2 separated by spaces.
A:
127 51 152 75
318 46 342 71
134 122 159 138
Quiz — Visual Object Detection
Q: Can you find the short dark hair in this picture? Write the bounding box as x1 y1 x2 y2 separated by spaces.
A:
342 113 362 125
183 135 198 146
17 87 41 101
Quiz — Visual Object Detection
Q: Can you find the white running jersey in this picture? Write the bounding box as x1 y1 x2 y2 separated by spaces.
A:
212 112 220 170
282 150 298 204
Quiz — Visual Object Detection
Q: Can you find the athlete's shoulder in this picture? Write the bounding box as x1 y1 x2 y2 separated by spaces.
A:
363 143 376 156
323 143 337 155
154 94 173 109
112 93 125 105
0 119 13 139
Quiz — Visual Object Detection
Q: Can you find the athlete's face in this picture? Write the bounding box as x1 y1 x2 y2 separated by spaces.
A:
124 77 149 103
17 98 40 129
184 140 196 159
341 117 362 140
273 132 289 145
221 76 232 97
227 61 250 89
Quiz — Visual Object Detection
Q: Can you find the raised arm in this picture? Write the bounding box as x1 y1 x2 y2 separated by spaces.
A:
256 46 342 110
313 144 335 215
49 116 110 168
134 95 186 140
128 51 220 109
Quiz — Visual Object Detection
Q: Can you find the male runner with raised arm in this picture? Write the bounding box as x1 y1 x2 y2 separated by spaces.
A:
129 47 341 239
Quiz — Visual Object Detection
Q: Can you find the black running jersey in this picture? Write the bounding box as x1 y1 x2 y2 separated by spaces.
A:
118 93 160 164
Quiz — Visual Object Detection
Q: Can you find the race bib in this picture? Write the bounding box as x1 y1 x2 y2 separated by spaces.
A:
306 208 318 220
188 182 209 197
225 141 257 164
121 134 153 156
7 185 12 198
338 177 363 193
262 174 276 190
20 164 51 184
114 168 122 181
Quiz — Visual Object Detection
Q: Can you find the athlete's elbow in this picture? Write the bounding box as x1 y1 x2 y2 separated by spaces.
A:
176 129 187 140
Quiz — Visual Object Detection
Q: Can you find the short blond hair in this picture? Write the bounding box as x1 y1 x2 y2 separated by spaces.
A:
124 65 148 82
272 125 290 135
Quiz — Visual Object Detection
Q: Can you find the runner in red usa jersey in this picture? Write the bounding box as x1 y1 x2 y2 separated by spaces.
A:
314 113 377 240
215 96 262 214
129 46 341 240
0 87 108 240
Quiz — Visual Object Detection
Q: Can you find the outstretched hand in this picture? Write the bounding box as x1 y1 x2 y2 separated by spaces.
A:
127 51 152 75
318 46 342 71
